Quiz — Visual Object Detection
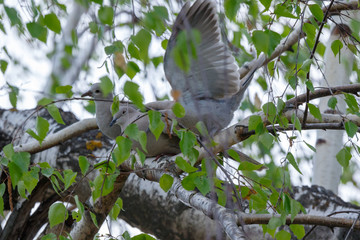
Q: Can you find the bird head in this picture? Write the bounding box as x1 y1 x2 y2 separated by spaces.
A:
82 83 113 99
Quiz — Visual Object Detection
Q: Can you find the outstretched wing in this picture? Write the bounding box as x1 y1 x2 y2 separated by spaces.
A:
164 0 240 100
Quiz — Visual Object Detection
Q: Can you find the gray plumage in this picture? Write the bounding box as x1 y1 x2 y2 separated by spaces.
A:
110 105 180 157
83 0 265 159
81 83 121 139
81 83 174 140
164 0 265 136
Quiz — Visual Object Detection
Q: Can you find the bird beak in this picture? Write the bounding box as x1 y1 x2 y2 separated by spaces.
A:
81 90 92 97
109 119 116 127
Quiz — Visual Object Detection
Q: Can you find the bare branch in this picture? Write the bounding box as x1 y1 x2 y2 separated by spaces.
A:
14 118 98 154
286 84 360 107
238 1 360 77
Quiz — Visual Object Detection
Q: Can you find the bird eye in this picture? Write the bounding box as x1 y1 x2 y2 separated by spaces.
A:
95 90 100 93
122 110 126 114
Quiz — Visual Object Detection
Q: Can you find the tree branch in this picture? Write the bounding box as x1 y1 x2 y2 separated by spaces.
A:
13 118 98 154
286 84 360 107
238 1 360 77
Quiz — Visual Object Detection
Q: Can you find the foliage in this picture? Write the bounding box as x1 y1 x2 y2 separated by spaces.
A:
0 0 360 239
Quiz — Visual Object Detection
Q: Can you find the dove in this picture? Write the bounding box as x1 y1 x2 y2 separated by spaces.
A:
110 105 266 168
81 83 121 139
109 105 181 157
164 0 265 136
81 83 175 139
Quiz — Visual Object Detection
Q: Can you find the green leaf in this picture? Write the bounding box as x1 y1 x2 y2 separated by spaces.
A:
49 202 68 228
328 97 337 109
331 39 343 57
4 7 22 26
275 230 291 240
238 161 264 171
172 102 185 118
126 61 141 79
259 132 273 150
37 116 50 140
161 39 168 50
22 169 39 195
3 143 14 159
302 22 316 40
309 4 324 22
305 80 314 92
123 81 144 111
159 174 173 192
113 136 133 165
90 211 98 228
39 162 54 177
124 124 147 152
304 140 316 152
345 121 358 138
248 115 264 133
105 41 124 55
128 43 141 60
274 4 297 19
61 170 76 190
267 216 282 230
194 175 210 195
195 121 209 136
11 152 30 173
227 149 241 162
110 198 123 220
26 22 47 43
132 234 156 240
98 6 113 25
44 13 61 34
72 210 82 222
8 152 31 188
26 129 42 143
307 103 322 121
46 104 65 125
290 199 303 221
74 195 84 216
148 110 165 140
179 131 197 157
89 21 98 34
55 85 72 94
259 0 272 11
262 102 277 123
286 152 302 174
8 83 19 108
336 147 352 167
181 172 199 191
170 29 201 72
224 0 241 21
99 76 113 97
175 156 198 173
92 172 118 201
132 29 152 63
0 60 8 73
37 97 53 106
344 93 359 114
111 95 120 116
290 224 305 239
17 181 26 199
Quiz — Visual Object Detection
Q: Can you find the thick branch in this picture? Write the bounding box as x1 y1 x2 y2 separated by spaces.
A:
69 173 129 240
14 118 98 154
286 84 360 107
239 213 360 229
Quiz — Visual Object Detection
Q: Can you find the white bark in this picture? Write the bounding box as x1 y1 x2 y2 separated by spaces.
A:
312 20 355 193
